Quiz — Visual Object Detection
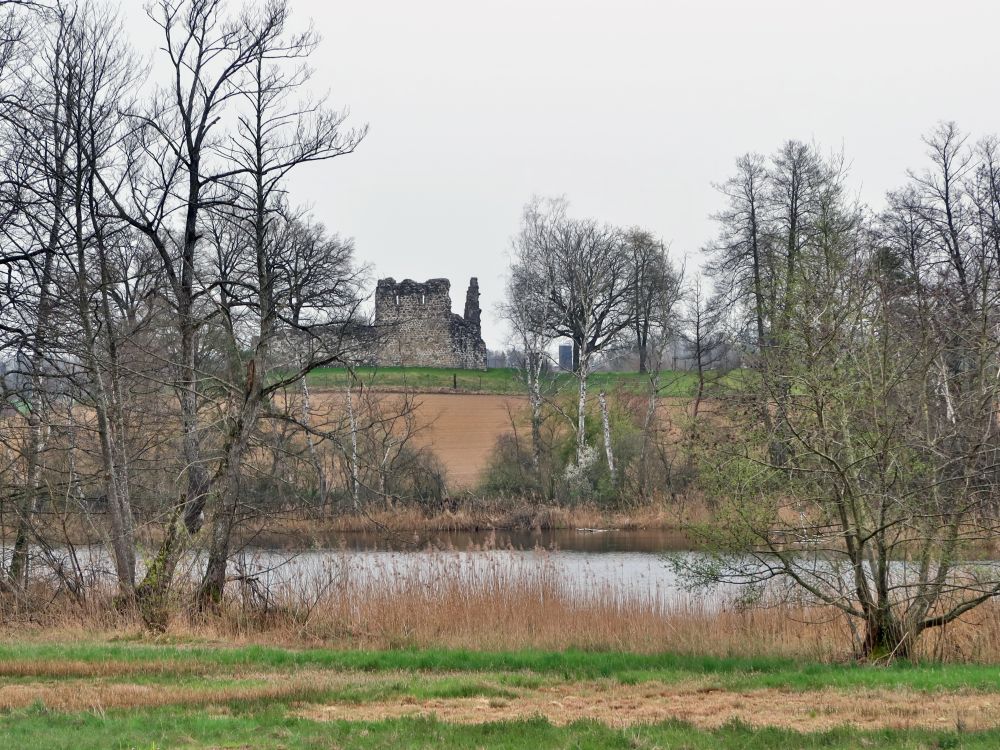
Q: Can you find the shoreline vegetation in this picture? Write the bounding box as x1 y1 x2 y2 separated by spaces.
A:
247 502 704 541
4 539 1000 744
0 500 707 550
4 545 999 663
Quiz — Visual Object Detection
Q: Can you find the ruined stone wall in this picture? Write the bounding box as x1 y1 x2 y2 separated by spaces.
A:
372 277 487 369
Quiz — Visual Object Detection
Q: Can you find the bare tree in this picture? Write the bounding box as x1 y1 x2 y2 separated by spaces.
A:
0 0 379 622
2 1 75 589
625 228 672 374
705 153 772 349
633 248 682 499
907 122 974 313
195 0 365 606
679 278 724 422
89 0 272 614
277 212 360 510
501 208 558 478
60 2 144 593
508 197 634 465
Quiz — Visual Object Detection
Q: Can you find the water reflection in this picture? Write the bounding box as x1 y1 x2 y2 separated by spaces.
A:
254 527 695 554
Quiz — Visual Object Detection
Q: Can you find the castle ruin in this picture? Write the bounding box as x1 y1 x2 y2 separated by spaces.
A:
372 277 487 370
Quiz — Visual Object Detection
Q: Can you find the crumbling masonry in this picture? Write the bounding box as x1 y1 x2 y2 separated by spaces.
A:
372 277 487 370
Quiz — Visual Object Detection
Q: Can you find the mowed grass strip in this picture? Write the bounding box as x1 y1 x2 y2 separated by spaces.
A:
4 665 996 732
2 707 999 750
2 642 1000 692
3 644 1000 748
302 681 1000 732
0 672 529 713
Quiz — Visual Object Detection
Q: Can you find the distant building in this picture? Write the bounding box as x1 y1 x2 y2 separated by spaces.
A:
372 277 487 370
558 343 573 371
0 351 80 399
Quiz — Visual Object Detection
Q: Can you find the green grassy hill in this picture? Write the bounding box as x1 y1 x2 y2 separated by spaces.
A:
305 366 704 396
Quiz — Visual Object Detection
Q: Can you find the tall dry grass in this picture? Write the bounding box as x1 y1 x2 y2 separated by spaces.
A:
3 548 1000 662
258 497 716 537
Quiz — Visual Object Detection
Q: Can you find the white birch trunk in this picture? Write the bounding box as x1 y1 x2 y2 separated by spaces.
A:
599 390 615 484
345 384 360 509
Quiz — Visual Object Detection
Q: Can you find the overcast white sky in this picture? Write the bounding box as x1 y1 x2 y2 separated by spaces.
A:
123 0 1000 348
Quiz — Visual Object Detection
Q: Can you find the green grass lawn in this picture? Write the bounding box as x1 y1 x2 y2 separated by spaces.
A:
4 642 1000 692
305 365 706 396
6 708 995 750
2 641 1000 749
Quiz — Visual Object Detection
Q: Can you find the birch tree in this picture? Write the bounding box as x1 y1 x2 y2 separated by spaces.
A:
502 206 558 477
507 198 633 465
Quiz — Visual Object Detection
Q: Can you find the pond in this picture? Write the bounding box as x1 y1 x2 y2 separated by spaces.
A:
219 528 729 610
13 528 1000 614
9 528 718 610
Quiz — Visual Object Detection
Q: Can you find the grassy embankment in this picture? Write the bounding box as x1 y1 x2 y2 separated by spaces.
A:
304 365 706 395
2 641 1000 748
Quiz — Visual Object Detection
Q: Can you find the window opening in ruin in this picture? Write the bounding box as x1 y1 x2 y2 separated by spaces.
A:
421 294 425 305
394 295 399 305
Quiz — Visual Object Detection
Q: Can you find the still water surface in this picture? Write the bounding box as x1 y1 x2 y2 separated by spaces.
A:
27 529 993 612
228 528 716 609
19 528 714 609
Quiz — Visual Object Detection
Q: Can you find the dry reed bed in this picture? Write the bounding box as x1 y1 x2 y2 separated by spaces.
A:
258 500 712 537
0 501 709 553
4 549 1000 662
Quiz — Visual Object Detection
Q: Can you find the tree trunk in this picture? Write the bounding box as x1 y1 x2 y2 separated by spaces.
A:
576 358 589 464
8 115 70 587
76 159 136 595
198 430 248 607
637 376 659 499
345 384 359 509
300 375 328 509
179 307 210 532
861 610 912 661
75 252 136 592
135 503 183 630
199 353 267 608
8 407 48 589
599 390 615 485
692 359 705 420
8 231 59 589
529 378 543 474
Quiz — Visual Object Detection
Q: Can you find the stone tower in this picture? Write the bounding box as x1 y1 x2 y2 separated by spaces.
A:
464 277 482 329
373 277 487 369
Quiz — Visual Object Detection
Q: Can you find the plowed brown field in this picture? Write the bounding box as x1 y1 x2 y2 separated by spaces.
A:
406 393 523 487
307 389 699 489
309 390 524 488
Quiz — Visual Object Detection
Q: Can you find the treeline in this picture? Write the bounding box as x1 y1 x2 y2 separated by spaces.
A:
498 129 1000 657
698 130 1000 657
0 0 378 624
493 197 709 502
